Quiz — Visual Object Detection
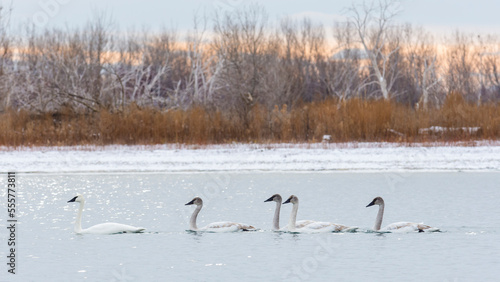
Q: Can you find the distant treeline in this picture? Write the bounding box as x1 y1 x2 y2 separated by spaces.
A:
0 2 499 146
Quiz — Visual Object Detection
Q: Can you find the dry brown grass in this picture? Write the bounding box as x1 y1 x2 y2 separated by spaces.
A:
1 95 499 147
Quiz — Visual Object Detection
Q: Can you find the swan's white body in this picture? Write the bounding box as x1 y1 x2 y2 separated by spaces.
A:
379 222 436 233
76 222 145 234
265 194 315 231
67 195 145 234
281 220 317 231
282 195 357 233
366 197 439 232
185 197 256 232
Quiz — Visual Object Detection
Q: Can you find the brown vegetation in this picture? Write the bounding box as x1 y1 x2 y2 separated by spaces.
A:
1 94 498 147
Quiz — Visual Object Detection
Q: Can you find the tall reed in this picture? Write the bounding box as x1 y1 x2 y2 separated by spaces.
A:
0 95 498 147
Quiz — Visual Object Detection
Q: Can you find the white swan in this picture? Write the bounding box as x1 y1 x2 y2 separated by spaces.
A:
264 194 315 231
185 197 256 232
282 195 357 233
67 195 145 234
366 197 439 232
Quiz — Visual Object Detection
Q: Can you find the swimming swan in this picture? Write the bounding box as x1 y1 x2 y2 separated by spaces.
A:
366 197 439 232
185 197 256 232
67 195 145 234
282 195 357 233
264 194 315 231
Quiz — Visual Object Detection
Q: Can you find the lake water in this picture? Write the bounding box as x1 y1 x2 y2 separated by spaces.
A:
1 172 499 282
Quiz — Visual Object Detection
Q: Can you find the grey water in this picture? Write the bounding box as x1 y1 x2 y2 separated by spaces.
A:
1 172 499 282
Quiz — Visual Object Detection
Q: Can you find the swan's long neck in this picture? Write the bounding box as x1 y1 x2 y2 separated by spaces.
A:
190 204 202 230
272 201 281 231
74 201 84 234
288 202 299 231
374 203 384 231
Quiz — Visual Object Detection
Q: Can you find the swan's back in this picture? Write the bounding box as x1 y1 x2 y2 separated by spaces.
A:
299 222 353 233
81 222 145 234
296 220 316 229
382 222 438 232
202 221 256 232
280 220 316 231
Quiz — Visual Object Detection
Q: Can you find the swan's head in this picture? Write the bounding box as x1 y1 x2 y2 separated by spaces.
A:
283 195 298 205
185 197 203 206
68 195 84 203
366 196 384 207
264 194 282 203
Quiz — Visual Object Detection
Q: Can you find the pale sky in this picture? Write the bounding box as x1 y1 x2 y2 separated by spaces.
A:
5 0 500 36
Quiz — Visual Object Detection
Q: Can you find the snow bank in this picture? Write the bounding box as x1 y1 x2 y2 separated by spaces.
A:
1 142 499 173
418 126 481 134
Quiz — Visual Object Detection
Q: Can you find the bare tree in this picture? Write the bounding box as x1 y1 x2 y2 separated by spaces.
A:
320 21 365 103
0 3 13 111
476 34 500 104
445 31 478 102
348 0 403 100
402 25 442 109
271 18 326 106
211 4 268 124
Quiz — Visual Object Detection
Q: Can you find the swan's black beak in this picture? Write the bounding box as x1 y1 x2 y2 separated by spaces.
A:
283 197 292 204
366 199 376 207
185 199 195 205
264 196 274 202
67 196 77 203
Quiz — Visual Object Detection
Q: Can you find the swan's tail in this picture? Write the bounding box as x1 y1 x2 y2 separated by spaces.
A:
126 228 145 233
417 223 440 233
242 225 258 231
342 226 359 233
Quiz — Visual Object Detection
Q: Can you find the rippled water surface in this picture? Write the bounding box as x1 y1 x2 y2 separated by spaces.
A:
1 172 499 281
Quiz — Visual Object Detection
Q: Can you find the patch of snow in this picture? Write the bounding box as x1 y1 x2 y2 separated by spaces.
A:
1 142 499 173
387 129 405 136
418 126 481 134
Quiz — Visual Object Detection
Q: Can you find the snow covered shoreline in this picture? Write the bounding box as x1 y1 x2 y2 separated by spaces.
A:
1 142 500 173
